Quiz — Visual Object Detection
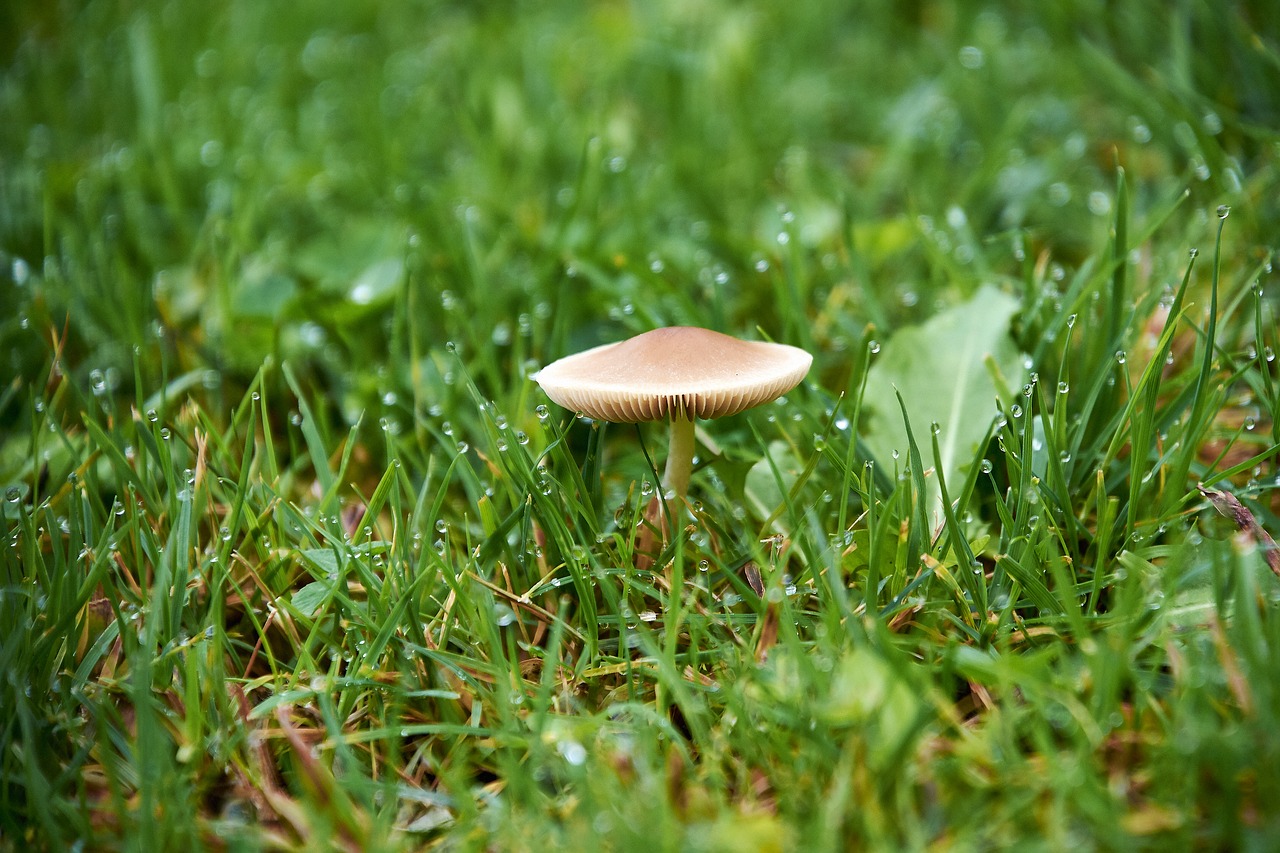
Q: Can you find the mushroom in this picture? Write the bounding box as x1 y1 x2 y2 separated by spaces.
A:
534 326 813 507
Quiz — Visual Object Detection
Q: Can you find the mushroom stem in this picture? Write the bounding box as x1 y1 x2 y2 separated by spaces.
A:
662 414 697 500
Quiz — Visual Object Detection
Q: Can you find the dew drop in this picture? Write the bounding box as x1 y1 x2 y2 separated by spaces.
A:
558 740 587 766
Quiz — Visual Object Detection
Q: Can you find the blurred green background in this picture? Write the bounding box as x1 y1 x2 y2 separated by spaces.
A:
3 0 1276 438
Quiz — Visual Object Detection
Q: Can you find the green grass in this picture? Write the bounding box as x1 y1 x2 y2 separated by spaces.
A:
3 0 1280 848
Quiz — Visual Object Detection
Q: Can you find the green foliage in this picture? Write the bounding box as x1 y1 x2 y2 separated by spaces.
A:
2 0 1280 849
861 284 1024 515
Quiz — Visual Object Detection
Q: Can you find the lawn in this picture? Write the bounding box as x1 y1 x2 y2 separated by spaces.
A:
3 0 1280 849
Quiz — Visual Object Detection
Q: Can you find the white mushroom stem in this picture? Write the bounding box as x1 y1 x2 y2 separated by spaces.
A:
662 414 696 500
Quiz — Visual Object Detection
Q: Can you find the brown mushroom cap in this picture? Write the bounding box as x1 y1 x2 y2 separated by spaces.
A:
534 326 813 422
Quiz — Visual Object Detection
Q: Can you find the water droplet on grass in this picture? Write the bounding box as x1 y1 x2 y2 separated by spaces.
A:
958 45 984 68
558 740 587 765
11 257 30 285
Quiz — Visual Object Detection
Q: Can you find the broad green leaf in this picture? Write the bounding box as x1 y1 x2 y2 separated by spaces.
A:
861 285 1025 513
347 257 404 307
744 440 802 532
232 259 298 319
820 646 923 768
293 217 405 304
299 548 341 577
291 580 330 617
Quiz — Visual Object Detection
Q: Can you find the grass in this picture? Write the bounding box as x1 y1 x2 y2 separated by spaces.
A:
2 0 1280 848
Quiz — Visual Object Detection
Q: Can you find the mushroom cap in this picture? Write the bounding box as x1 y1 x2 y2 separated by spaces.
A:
534 326 813 422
